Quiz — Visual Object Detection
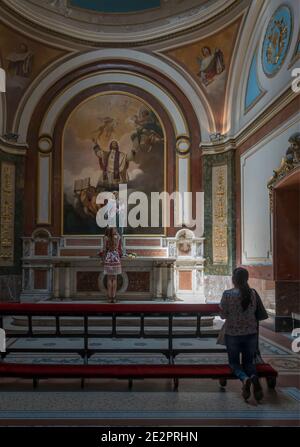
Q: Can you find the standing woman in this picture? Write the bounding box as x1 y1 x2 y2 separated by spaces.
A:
103 227 122 303
220 267 268 402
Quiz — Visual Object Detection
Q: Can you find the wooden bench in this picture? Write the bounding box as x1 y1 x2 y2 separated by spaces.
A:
0 362 277 390
0 303 278 390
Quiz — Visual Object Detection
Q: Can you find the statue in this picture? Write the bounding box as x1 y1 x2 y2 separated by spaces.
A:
285 132 300 164
6 43 33 78
267 132 300 209
177 230 193 256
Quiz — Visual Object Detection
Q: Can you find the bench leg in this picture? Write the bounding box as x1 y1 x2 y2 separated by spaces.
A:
128 379 133 390
219 378 227 388
266 376 277 389
173 378 179 391
33 378 39 389
81 378 85 389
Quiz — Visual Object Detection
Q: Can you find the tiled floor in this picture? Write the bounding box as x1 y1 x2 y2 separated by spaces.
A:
0 322 299 427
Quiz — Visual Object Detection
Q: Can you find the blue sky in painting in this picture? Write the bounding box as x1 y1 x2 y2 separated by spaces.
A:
70 0 160 13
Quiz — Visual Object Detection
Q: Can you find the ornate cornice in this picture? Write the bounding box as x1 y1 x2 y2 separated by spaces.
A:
201 87 298 155
267 161 300 192
267 132 300 210
0 137 28 156
0 0 246 47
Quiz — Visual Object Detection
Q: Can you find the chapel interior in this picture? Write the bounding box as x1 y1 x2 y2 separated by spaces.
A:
0 0 299 428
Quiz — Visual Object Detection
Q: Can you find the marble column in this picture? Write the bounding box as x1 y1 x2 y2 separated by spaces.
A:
64 263 71 299
53 265 60 298
155 263 162 298
161 262 168 298
166 262 175 300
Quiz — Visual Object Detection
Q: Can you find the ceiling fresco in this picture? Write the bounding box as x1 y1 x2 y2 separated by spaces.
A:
1 0 231 37
0 22 66 133
261 5 293 77
164 17 242 132
69 0 161 13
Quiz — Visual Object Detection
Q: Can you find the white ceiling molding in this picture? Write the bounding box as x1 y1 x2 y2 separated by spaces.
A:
39 72 189 138
2 0 238 44
14 49 211 142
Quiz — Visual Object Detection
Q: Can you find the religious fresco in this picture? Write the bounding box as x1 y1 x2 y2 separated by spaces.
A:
164 18 242 132
245 47 266 113
69 0 160 13
262 5 293 77
0 23 66 135
63 93 165 235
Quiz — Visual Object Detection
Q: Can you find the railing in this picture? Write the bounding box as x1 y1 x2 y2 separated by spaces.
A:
0 303 225 364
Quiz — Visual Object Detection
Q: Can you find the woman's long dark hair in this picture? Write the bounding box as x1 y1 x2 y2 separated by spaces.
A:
232 267 252 311
105 227 117 251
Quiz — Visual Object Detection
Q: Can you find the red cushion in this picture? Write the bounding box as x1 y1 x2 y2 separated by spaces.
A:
0 303 220 316
0 363 277 379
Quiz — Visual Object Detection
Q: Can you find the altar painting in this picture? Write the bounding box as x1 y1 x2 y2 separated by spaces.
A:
62 93 165 235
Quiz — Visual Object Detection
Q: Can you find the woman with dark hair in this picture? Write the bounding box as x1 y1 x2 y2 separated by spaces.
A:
103 227 122 303
220 267 267 402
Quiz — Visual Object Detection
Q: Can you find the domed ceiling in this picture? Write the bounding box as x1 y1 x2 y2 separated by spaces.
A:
1 0 242 45
69 0 161 13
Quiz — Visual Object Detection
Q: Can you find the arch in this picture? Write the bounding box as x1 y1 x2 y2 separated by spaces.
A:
14 49 211 142
22 53 204 236
175 228 195 240
225 0 266 136
39 71 187 138
32 228 52 239
24 81 180 236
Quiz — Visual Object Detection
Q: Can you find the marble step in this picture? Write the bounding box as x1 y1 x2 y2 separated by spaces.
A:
9 315 214 330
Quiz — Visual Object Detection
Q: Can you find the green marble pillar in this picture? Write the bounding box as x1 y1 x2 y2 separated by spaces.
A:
203 149 236 276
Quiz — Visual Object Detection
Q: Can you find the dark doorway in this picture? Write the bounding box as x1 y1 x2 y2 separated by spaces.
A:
273 167 300 331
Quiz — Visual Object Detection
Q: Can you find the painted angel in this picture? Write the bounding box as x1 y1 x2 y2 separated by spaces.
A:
197 46 225 86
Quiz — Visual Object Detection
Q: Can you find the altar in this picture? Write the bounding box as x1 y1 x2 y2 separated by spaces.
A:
20 230 205 302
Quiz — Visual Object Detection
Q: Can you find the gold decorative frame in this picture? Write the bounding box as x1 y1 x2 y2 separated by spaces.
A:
261 4 293 79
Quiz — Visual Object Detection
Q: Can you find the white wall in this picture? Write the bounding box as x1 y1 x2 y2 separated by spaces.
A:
241 113 300 265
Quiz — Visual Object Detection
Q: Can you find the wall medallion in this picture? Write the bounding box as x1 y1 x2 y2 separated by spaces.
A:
262 5 293 77
38 135 53 153
176 135 190 156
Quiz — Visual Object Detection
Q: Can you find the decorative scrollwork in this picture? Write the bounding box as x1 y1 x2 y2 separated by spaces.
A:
267 132 300 210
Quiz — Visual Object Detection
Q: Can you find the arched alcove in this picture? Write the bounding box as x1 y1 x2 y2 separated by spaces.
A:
22 56 204 239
